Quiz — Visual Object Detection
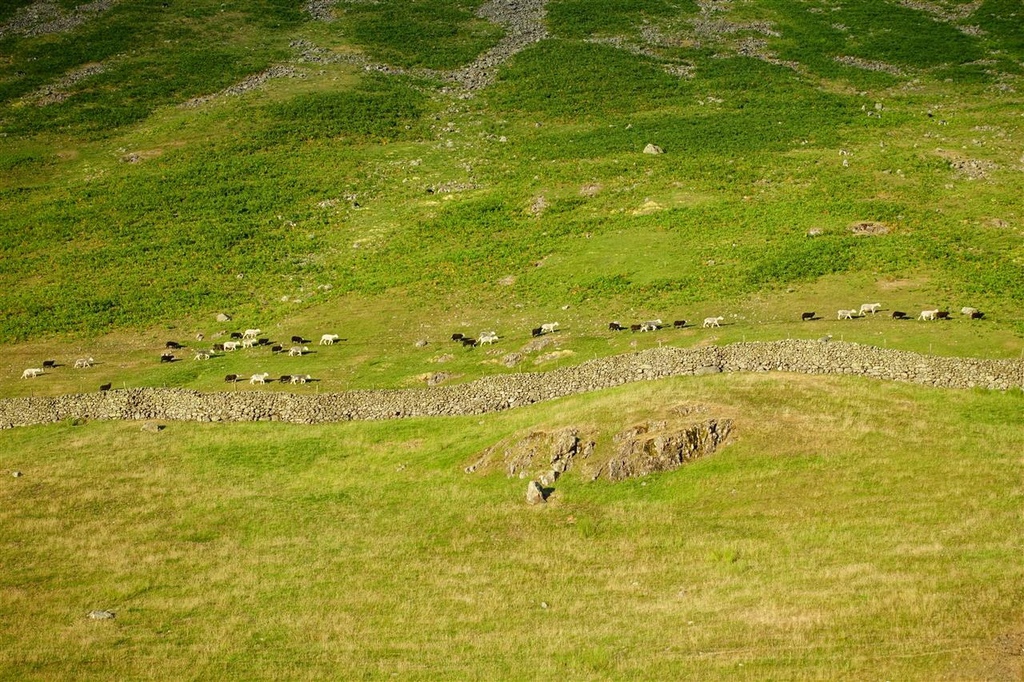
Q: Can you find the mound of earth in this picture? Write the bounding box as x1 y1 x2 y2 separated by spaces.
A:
466 414 732 482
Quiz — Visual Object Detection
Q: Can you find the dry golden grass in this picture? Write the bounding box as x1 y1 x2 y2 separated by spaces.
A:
0 373 1021 679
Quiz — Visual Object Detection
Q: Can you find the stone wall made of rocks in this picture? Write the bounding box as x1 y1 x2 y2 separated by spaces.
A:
1 340 1021 429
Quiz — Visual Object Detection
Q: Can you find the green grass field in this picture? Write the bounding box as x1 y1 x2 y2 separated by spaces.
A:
0 0 1022 677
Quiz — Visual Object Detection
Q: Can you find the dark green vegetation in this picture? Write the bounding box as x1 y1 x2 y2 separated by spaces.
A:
1 0 1022 351
0 0 1022 675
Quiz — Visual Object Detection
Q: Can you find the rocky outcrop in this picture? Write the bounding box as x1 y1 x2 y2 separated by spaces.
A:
0 341 1021 429
604 419 730 481
468 417 730 482
466 427 594 479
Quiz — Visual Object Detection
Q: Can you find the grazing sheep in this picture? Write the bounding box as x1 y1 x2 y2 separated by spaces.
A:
74 357 94 369
256 338 270 346
212 343 225 351
241 338 256 349
42 360 56 368
640 319 662 332
165 341 182 349
271 345 283 353
970 311 985 319
160 353 175 363
288 346 308 357
279 375 292 384
224 374 238 383
703 316 724 328
242 328 262 339
290 374 311 384
21 368 43 379
223 341 240 351
629 324 642 332
291 335 305 344
801 312 815 321
451 333 465 342
249 373 270 385
673 320 687 329
193 352 210 361
891 311 908 320
859 303 882 315
531 327 543 337
478 331 499 345
230 332 243 340
99 383 111 392
541 322 559 334
460 337 477 348
320 334 341 345
837 309 858 320
608 322 624 331
935 311 951 320
918 309 939 321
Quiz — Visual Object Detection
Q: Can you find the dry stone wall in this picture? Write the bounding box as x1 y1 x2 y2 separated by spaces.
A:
1 340 1022 429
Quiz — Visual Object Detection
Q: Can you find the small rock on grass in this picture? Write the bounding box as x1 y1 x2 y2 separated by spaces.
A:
88 610 115 620
526 481 546 505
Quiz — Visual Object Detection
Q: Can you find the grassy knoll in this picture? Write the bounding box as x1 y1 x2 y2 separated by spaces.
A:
1 374 1021 679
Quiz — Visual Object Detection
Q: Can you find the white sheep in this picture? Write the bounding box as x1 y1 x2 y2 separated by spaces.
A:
249 372 270 385
320 334 340 345
290 374 310 384
837 309 858 320
21 368 43 379
703 316 724 328
242 328 262 339
223 341 240 351
241 338 256 349
640 319 662 332
918 309 939 321
961 307 978 316
540 322 559 334
288 346 308 357
859 303 881 315
194 352 210 361
478 331 499 345
73 357 94 369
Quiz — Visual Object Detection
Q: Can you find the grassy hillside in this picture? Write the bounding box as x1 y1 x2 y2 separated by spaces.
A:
0 0 1021 351
0 0 1022 678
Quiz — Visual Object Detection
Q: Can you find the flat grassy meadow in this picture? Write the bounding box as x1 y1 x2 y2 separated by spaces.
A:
1 0 1022 678
1 375 1022 679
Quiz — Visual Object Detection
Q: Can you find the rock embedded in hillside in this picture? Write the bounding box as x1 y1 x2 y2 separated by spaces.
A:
643 143 665 155
605 419 732 481
849 221 889 236
87 610 115 620
501 353 522 368
526 480 546 505
141 421 164 433
216 313 232 322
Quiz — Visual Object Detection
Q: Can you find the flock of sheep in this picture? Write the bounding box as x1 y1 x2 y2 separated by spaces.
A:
827 304 983 321
19 328 344 389
17 303 987 387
